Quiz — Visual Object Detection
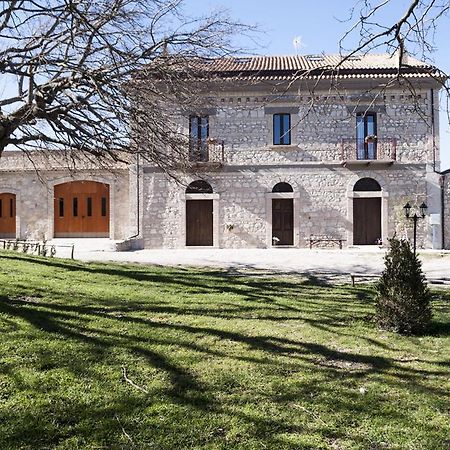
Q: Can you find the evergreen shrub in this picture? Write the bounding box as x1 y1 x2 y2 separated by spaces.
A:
375 237 432 335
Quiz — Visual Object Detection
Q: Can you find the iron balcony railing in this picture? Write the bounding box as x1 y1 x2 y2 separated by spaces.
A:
189 138 225 164
341 138 397 161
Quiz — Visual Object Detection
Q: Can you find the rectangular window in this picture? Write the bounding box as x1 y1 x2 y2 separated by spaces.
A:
189 115 209 161
87 197 92 217
58 198 64 217
101 197 107 217
273 113 291 145
356 112 377 160
73 197 78 217
10 199 13 218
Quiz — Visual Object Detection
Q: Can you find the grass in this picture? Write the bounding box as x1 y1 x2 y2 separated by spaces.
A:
0 252 449 450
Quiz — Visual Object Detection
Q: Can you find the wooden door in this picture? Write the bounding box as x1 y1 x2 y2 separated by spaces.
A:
0 193 16 238
353 197 381 245
186 200 213 246
54 181 110 237
272 199 294 245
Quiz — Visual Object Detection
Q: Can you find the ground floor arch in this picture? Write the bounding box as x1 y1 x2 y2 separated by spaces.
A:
348 176 388 246
54 181 110 237
0 193 16 238
185 180 215 246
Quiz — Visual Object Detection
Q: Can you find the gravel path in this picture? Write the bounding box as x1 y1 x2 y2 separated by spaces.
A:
54 243 450 284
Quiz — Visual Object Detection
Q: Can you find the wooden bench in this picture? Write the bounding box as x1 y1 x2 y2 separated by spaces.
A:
350 273 380 286
309 235 346 249
350 273 450 287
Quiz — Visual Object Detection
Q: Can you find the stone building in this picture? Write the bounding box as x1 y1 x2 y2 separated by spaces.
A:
0 53 449 249
142 54 447 250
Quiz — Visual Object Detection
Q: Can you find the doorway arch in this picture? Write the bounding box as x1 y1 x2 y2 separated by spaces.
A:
349 177 387 246
54 181 110 237
271 182 294 245
185 180 215 246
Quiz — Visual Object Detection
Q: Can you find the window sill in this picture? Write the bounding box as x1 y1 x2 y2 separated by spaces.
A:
268 145 298 151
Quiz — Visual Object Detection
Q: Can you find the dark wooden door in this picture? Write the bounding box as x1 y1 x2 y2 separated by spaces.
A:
0 193 16 238
272 198 294 245
54 181 110 237
186 200 213 246
353 197 381 245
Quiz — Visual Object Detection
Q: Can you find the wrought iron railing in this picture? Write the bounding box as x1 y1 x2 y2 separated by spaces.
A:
189 138 224 164
0 239 75 258
341 138 397 161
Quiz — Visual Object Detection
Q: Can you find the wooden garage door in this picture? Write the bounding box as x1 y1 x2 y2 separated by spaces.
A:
186 200 213 246
353 197 381 245
272 198 294 245
0 193 16 238
54 181 110 237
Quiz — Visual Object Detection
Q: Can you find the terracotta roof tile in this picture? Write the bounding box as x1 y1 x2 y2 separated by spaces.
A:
199 53 440 80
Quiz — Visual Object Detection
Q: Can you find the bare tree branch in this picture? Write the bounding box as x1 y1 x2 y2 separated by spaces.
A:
0 0 256 171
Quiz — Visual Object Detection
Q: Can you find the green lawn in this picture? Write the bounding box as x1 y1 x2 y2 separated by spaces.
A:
0 252 449 450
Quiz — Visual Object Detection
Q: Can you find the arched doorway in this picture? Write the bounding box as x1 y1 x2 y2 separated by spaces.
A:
54 181 110 237
185 180 213 246
0 193 16 238
272 182 294 245
353 178 381 245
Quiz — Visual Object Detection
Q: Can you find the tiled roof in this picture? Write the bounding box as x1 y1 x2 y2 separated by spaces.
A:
196 53 441 80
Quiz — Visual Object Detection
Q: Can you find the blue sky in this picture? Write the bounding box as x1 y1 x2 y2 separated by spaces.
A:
185 0 450 170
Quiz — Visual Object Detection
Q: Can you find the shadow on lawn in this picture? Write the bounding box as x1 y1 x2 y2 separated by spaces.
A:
1 253 449 449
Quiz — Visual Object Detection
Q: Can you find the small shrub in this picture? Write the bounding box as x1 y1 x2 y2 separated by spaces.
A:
375 237 432 335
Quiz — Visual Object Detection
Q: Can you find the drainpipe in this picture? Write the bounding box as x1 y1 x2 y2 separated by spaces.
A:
127 154 140 240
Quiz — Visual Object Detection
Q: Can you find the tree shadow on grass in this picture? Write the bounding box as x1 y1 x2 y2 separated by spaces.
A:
1 254 449 449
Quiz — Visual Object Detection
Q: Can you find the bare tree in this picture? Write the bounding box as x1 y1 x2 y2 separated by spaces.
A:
339 1 449 59
337 1 449 101
0 0 253 169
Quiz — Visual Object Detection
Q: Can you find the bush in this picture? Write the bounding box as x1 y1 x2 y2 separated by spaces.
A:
375 237 432 335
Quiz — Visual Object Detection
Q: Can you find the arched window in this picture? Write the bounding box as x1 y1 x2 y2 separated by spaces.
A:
353 178 381 192
272 182 293 193
186 180 213 194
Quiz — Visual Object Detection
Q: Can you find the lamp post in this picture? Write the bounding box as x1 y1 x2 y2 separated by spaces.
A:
403 202 428 256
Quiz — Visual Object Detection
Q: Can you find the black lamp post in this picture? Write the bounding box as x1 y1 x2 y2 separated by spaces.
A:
403 202 428 255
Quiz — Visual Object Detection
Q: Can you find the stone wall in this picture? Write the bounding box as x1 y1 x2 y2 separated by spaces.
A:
0 82 443 249
172 87 436 166
142 165 430 249
140 82 441 249
0 152 132 240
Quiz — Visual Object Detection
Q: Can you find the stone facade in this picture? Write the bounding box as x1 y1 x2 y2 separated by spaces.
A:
0 152 133 241
142 166 433 249
141 83 445 249
0 54 448 249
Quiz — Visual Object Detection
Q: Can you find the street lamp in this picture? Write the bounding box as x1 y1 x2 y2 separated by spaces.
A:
403 202 428 255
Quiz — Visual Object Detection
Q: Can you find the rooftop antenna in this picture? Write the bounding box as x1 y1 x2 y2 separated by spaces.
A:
293 36 306 54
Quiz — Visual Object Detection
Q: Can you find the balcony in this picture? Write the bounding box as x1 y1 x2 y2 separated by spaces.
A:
189 138 225 169
341 138 397 167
